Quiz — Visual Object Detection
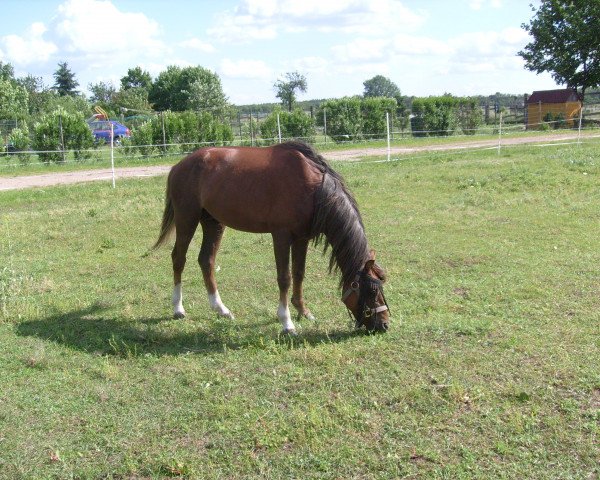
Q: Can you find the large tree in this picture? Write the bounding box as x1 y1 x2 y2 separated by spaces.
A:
363 75 401 99
519 0 600 100
274 72 307 111
149 65 228 112
120 66 152 91
53 61 79 96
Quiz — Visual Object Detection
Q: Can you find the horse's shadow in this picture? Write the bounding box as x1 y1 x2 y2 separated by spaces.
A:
15 303 359 357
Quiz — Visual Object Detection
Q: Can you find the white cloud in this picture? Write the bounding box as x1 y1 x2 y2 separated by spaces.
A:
392 34 453 56
179 38 215 53
0 22 57 66
208 0 426 43
49 0 164 59
331 38 390 63
469 0 502 10
219 59 273 79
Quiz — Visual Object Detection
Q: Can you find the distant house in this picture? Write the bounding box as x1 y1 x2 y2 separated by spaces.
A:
526 88 582 129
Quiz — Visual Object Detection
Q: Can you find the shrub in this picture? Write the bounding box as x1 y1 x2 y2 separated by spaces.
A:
411 95 459 137
259 108 316 144
127 111 233 157
361 97 397 140
456 98 482 135
7 125 31 164
554 112 567 129
317 97 363 143
32 109 94 163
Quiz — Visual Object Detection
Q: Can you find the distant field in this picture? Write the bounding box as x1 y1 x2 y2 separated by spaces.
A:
0 144 598 478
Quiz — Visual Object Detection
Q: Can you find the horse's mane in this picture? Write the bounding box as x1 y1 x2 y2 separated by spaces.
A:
275 141 370 286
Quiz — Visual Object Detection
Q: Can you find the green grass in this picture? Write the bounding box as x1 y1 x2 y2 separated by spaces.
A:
0 144 599 479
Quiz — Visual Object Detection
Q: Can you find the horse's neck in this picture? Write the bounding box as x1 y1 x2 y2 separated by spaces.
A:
328 215 370 286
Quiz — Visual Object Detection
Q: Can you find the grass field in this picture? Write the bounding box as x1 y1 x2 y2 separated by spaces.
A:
0 143 598 479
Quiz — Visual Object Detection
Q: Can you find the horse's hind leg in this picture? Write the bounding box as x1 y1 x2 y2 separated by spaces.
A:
198 214 234 319
171 214 200 319
291 237 315 321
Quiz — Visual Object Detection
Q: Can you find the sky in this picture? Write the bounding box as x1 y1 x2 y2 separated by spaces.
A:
0 0 560 105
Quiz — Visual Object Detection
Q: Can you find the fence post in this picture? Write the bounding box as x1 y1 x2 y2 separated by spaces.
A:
250 109 254 147
497 111 502 155
577 101 583 145
58 114 66 163
161 111 166 154
110 122 116 188
386 112 391 162
323 108 327 144
277 113 282 143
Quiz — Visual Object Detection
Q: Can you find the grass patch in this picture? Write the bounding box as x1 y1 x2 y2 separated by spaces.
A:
0 144 598 478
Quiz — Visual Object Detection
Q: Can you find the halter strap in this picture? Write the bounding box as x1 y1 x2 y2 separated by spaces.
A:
342 270 390 327
342 274 361 301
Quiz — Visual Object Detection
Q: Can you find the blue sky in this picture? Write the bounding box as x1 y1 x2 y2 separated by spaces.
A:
0 0 558 105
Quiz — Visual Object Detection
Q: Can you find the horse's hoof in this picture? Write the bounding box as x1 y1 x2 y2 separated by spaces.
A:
281 328 297 336
218 311 235 320
173 311 186 319
304 312 316 321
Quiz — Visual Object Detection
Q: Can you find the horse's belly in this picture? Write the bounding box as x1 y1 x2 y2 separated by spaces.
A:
204 202 300 234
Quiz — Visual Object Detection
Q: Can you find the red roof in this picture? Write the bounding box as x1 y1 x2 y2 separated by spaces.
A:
527 89 580 104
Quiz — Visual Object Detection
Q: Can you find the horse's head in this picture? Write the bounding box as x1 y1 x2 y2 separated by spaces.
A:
342 250 390 333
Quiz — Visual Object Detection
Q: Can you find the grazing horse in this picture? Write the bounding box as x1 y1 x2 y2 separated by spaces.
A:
154 141 389 334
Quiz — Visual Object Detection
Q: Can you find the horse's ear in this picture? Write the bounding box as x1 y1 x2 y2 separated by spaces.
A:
364 250 376 270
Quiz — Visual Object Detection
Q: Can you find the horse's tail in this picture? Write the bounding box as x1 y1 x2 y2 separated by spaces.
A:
153 176 175 250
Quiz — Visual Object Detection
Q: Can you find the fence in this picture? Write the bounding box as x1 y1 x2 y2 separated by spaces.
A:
2 97 600 172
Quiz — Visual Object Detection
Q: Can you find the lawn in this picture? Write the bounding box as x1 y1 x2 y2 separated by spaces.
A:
0 143 598 478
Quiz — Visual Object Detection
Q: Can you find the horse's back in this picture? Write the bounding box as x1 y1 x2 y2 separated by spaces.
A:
168 145 323 234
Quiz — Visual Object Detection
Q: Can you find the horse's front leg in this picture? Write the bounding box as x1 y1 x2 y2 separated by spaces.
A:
272 232 296 334
199 215 234 319
291 237 315 321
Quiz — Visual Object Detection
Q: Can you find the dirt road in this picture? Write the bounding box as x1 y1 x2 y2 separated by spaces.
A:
1 132 596 191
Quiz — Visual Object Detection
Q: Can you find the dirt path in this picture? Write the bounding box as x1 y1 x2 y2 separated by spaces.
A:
1 132 597 191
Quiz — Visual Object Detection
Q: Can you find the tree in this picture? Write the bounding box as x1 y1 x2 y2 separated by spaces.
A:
519 0 600 100
363 75 401 99
53 61 79 96
274 72 307 112
120 67 152 91
149 65 228 112
113 88 152 114
0 61 15 81
187 74 229 117
88 81 117 105
0 78 29 120
363 75 408 128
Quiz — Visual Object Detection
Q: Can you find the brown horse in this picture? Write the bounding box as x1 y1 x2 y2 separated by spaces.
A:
154 141 389 334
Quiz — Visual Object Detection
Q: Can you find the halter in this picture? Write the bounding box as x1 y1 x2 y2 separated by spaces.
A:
342 270 390 328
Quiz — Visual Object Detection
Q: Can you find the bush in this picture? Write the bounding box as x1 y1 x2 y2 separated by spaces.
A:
127 111 233 157
317 97 363 143
32 109 94 163
456 98 482 135
361 97 397 140
7 125 31 164
411 95 459 136
259 108 316 144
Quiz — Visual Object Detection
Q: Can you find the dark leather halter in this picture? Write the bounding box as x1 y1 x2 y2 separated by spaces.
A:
342 270 390 328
